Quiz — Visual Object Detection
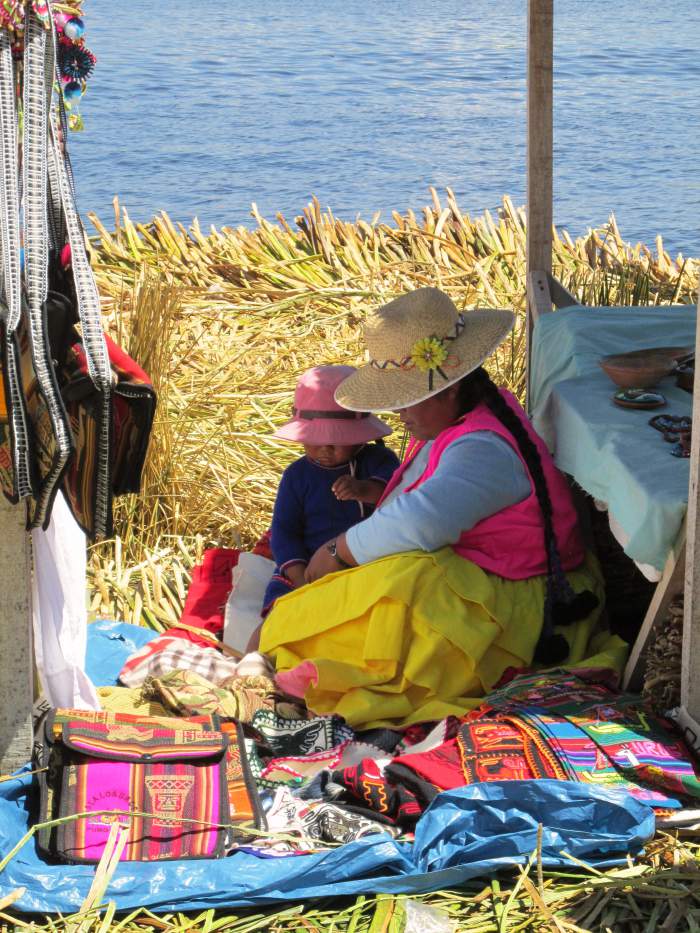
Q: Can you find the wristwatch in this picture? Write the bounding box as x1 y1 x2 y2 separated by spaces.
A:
326 539 351 569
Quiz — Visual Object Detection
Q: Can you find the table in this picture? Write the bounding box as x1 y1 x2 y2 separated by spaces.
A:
528 301 696 690
530 304 695 578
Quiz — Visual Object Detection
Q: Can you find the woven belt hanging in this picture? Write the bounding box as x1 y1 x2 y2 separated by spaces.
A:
0 31 21 335
44 3 113 538
0 30 32 499
23 5 74 528
48 110 113 537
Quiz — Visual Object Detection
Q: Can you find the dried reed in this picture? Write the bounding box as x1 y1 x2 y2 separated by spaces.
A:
87 190 697 584
72 192 700 931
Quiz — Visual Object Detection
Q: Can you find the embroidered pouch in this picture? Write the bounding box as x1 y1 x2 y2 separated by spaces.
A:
35 709 262 863
248 709 354 789
60 332 156 539
0 322 35 502
18 293 75 528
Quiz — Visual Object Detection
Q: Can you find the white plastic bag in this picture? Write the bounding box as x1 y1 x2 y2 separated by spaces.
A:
31 491 100 709
222 552 275 653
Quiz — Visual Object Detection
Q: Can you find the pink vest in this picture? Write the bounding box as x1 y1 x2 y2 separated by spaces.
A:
379 390 584 580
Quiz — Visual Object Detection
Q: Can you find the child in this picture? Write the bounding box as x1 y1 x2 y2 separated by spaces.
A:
263 365 399 612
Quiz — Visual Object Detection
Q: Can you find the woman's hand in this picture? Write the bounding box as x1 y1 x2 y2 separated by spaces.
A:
304 543 341 583
305 533 357 583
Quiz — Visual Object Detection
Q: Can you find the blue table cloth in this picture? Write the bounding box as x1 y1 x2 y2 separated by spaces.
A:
530 304 696 573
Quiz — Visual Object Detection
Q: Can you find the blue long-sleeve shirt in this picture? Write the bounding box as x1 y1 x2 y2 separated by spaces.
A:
270 442 400 572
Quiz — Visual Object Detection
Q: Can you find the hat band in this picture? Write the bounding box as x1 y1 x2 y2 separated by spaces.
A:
368 313 466 391
293 408 369 421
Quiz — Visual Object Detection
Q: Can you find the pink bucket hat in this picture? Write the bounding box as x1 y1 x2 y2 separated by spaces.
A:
273 366 392 445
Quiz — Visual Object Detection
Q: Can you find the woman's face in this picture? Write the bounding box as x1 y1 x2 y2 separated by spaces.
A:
394 384 461 440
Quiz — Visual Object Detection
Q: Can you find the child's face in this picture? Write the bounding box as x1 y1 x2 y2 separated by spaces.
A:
303 443 360 467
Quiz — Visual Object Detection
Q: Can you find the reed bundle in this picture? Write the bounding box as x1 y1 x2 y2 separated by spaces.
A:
87 190 697 580
65 188 700 933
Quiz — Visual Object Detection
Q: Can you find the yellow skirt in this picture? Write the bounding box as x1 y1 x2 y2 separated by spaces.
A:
260 548 626 729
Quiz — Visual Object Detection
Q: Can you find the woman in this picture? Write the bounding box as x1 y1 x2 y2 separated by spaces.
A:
260 287 622 729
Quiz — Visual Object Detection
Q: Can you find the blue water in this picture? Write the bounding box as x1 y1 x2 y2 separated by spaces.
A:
71 1 700 255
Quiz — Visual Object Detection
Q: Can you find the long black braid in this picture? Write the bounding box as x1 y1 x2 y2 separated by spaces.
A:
456 368 598 664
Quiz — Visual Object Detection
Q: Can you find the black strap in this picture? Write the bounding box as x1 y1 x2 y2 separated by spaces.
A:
293 408 369 421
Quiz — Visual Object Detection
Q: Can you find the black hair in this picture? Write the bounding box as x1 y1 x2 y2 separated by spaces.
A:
455 368 597 665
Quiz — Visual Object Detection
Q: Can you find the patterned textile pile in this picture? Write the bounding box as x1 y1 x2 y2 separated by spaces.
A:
110 548 700 857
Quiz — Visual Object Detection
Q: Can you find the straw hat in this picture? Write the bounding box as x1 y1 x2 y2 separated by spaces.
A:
273 365 392 445
335 288 515 411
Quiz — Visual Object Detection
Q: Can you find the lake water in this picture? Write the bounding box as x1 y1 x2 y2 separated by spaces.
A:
72 1 700 256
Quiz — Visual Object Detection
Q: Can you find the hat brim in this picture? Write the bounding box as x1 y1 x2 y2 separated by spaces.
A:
335 309 516 411
273 413 392 445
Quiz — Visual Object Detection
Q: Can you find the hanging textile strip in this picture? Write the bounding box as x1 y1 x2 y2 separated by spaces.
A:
0 31 21 334
23 6 73 526
47 31 112 537
47 103 110 392
48 118 111 535
0 33 32 500
0 326 33 498
45 112 65 254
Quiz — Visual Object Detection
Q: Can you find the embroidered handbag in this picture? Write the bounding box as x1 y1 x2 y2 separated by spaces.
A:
34 709 260 863
3 292 75 526
59 330 157 538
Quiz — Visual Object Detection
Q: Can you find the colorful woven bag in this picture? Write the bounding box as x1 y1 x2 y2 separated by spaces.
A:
35 709 261 863
59 331 157 537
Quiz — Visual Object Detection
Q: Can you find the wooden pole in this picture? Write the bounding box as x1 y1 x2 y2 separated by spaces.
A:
526 0 553 280
681 288 700 722
525 0 554 402
0 497 33 772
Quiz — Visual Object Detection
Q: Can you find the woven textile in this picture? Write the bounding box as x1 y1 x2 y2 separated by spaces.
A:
35 708 263 862
265 786 399 849
119 635 240 688
511 707 676 807
60 333 156 538
457 718 564 783
249 709 353 789
37 713 230 862
479 669 700 805
219 720 263 824
141 669 275 723
23 14 74 530
332 719 562 828
331 757 423 828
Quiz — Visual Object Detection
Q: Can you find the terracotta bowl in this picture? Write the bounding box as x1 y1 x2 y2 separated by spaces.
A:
599 346 692 389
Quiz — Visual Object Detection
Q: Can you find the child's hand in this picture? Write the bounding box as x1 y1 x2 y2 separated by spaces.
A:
284 563 307 589
332 476 385 504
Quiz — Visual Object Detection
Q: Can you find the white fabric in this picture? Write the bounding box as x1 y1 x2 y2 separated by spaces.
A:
223 552 275 653
31 491 100 709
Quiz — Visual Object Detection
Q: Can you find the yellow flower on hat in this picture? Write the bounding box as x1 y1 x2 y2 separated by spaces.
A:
410 336 448 373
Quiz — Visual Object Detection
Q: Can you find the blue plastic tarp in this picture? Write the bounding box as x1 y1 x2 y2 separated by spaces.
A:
0 773 655 913
86 619 157 687
0 621 656 914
